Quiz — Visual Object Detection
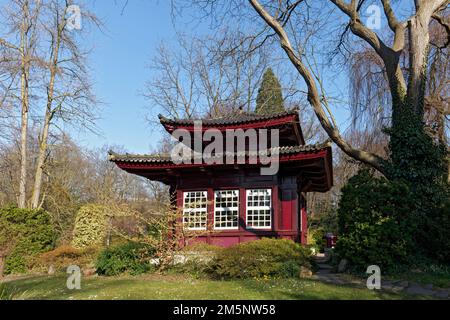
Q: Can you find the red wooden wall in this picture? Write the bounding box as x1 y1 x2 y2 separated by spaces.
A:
175 169 307 247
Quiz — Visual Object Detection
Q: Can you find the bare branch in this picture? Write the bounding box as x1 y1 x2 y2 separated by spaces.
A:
248 0 385 173
432 13 450 48
381 0 401 31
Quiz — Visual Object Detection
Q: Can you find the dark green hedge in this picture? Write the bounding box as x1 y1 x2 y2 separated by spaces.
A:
0 207 56 274
336 170 415 272
95 242 156 276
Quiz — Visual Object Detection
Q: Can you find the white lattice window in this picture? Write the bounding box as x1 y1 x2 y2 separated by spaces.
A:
183 191 208 230
214 190 239 230
246 189 272 229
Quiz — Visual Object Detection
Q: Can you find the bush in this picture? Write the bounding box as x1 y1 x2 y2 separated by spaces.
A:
335 170 415 272
309 228 326 253
72 204 109 248
171 244 223 277
423 199 450 263
386 108 449 264
308 209 338 235
182 243 223 255
208 238 312 279
95 242 156 276
0 207 56 275
39 245 100 272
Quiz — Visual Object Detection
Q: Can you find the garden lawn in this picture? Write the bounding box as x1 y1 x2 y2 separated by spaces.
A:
386 271 450 289
0 274 432 300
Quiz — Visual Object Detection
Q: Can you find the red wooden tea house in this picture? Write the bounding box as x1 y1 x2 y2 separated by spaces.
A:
109 110 333 247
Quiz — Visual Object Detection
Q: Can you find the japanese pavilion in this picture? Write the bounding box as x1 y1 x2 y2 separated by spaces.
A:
109 109 333 247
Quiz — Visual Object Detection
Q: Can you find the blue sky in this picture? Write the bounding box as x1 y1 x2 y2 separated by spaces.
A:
72 0 179 153
0 0 415 154
75 0 343 154
54 1 413 154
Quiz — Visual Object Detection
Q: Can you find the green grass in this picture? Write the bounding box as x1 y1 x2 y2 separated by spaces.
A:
386 270 450 288
0 274 433 300
375 263 450 288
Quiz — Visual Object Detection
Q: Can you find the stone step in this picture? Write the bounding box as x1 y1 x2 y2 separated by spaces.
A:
316 263 333 270
316 269 332 275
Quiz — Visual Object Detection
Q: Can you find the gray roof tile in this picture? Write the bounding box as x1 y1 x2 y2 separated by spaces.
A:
109 140 332 164
158 109 299 126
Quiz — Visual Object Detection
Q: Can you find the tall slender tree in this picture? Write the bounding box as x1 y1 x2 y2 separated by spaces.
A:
1 0 98 209
255 68 284 114
0 0 41 208
30 0 99 209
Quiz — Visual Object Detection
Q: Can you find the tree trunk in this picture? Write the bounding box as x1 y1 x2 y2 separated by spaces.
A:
407 16 431 117
18 1 30 209
406 0 447 116
30 114 51 209
18 84 29 209
31 17 62 209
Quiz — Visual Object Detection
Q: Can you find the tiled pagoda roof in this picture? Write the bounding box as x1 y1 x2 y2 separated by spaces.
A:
158 109 299 127
109 140 332 164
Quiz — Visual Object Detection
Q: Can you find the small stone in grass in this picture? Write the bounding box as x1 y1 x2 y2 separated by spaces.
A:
83 268 96 277
48 265 55 275
337 259 348 273
299 266 313 278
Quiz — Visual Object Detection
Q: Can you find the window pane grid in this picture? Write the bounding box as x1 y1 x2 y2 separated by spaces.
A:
214 190 239 230
246 189 272 229
183 191 208 230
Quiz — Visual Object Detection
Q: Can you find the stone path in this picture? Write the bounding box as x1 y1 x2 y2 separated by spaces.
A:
311 254 450 299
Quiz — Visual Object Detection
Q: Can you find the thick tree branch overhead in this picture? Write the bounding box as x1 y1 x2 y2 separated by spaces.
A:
330 0 407 106
432 12 450 48
248 0 385 173
168 0 449 173
381 0 401 31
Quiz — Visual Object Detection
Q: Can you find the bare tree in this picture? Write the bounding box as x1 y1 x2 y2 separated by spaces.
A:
30 0 99 209
348 13 449 147
0 0 100 209
0 0 42 208
144 32 274 119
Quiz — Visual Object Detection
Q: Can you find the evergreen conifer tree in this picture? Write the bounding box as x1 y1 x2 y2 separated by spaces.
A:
255 68 284 114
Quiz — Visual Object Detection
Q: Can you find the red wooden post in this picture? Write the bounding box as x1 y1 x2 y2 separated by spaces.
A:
207 187 214 245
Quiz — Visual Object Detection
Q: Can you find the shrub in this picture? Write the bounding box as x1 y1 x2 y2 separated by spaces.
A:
72 204 109 248
172 243 223 277
309 228 326 253
39 245 100 272
182 243 223 254
423 199 450 263
95 242 156 276
209 238 312 279
0 207 56 275
386 108 449 264
308 209 338 235
171 259 211 278
335 170 415 272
